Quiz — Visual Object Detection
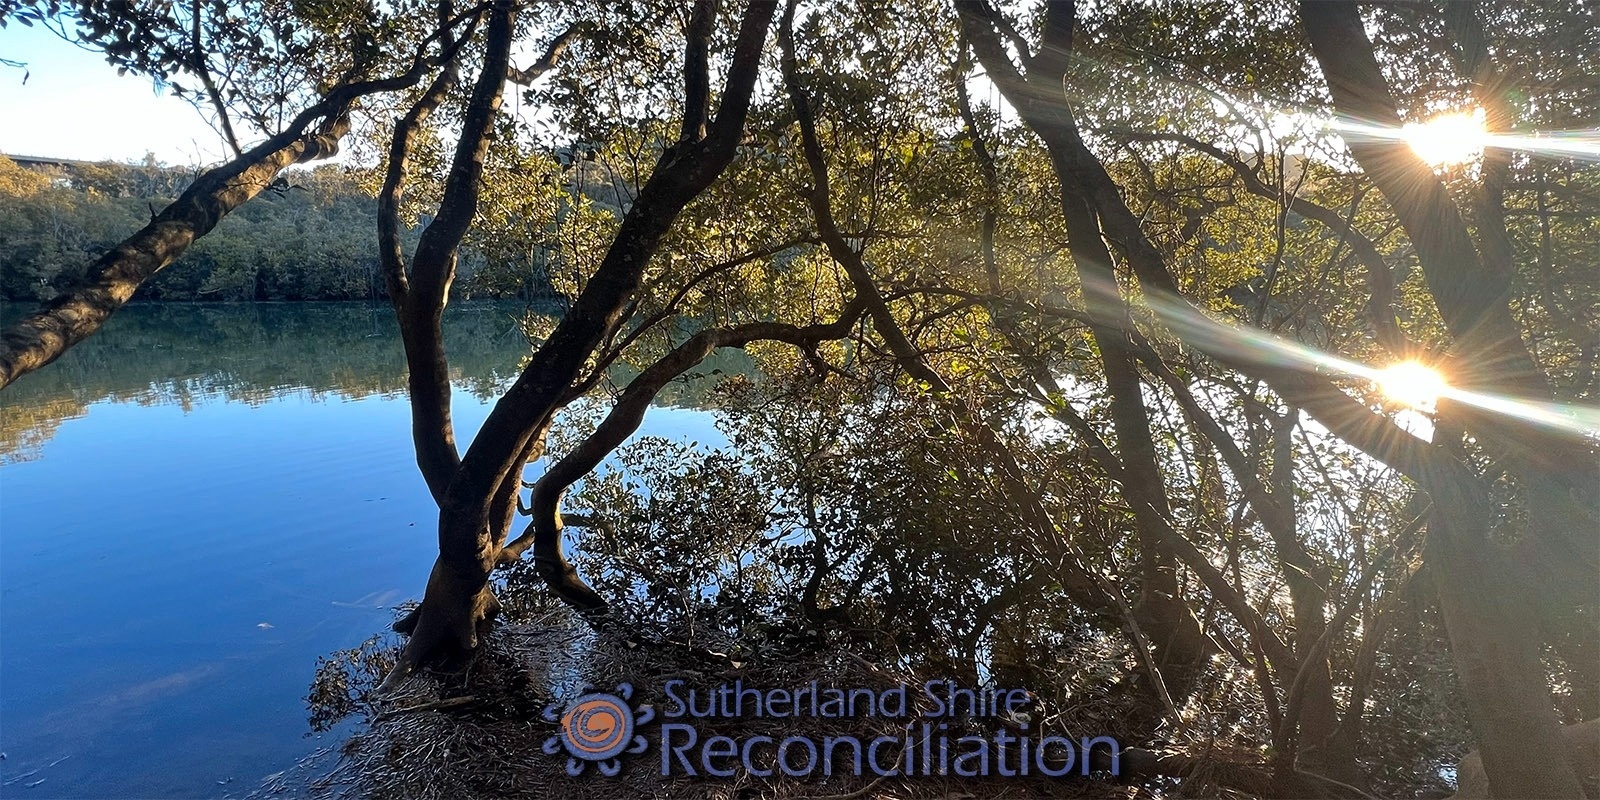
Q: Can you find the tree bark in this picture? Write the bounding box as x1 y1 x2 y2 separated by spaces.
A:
383 0 780 688
381 33 465 504
1299 3 1587 795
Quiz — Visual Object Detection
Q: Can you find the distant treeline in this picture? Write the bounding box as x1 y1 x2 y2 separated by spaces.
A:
0 155 556 303
0 302 748 465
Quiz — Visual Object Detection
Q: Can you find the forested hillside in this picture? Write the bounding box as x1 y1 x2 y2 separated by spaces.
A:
0 155 556 302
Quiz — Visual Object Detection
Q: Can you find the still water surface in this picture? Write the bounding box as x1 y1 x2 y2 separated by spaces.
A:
0 303 719 798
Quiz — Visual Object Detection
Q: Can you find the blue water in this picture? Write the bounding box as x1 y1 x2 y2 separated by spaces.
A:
0 304 720 798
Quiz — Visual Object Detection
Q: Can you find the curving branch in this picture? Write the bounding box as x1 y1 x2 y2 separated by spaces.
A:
382 11 580 507
390 0 519 506
429 0 780 563
953 40 1001 296
780 1 945 392
189 0 242 158
563 235 819 404
378 66 460 307
499 303 865 611
380 15 469 503
507 22 586 85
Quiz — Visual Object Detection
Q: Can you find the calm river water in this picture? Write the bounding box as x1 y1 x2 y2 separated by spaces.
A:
0 303 721 798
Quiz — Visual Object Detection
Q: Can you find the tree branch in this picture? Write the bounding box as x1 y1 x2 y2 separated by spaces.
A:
507 22 586 85
393 0 515 504
499 304 865 611
190 0 242 158
680 0 716 142
0 10 478 390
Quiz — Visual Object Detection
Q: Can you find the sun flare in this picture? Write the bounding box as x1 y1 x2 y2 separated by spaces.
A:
1403 109 1489 166
1377 362 1448 409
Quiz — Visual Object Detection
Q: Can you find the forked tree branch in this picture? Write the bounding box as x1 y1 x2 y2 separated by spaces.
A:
388 0 516 504
380 0 779 691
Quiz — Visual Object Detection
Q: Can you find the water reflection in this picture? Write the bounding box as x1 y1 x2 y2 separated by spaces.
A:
0 302 535 463
0 302 727 798
0 302 749 464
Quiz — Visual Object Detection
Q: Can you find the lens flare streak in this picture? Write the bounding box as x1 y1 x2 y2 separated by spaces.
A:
1139 292 1600 437
1332 116 1600 162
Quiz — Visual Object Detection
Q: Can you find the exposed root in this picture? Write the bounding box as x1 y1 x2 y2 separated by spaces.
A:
378 560 502 695
530 554 609 614
392 605 422 636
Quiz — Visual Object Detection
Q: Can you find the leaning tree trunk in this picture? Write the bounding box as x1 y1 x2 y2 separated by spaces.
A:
0 127 339 389
0 27 470 391
953 0 1217 705
381 0 781 689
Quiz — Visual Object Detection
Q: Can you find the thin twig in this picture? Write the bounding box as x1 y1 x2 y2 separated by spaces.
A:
374 695 478 722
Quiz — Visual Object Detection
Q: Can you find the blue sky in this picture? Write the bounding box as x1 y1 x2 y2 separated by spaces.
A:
1 22 229 165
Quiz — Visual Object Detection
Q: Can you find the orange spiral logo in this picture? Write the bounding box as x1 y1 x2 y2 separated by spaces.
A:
560 693 633 760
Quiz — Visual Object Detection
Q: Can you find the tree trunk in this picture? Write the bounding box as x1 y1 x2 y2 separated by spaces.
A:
1298 3 1587 794
952 0 1214 701
0 127 343 389
1428 486 1584 798
382 0 780 686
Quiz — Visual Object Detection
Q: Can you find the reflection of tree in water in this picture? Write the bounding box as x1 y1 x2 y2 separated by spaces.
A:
0 303 750 463
0 397 86 464
304 372 1478 799
0 302 531 401
304 377 1131 796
